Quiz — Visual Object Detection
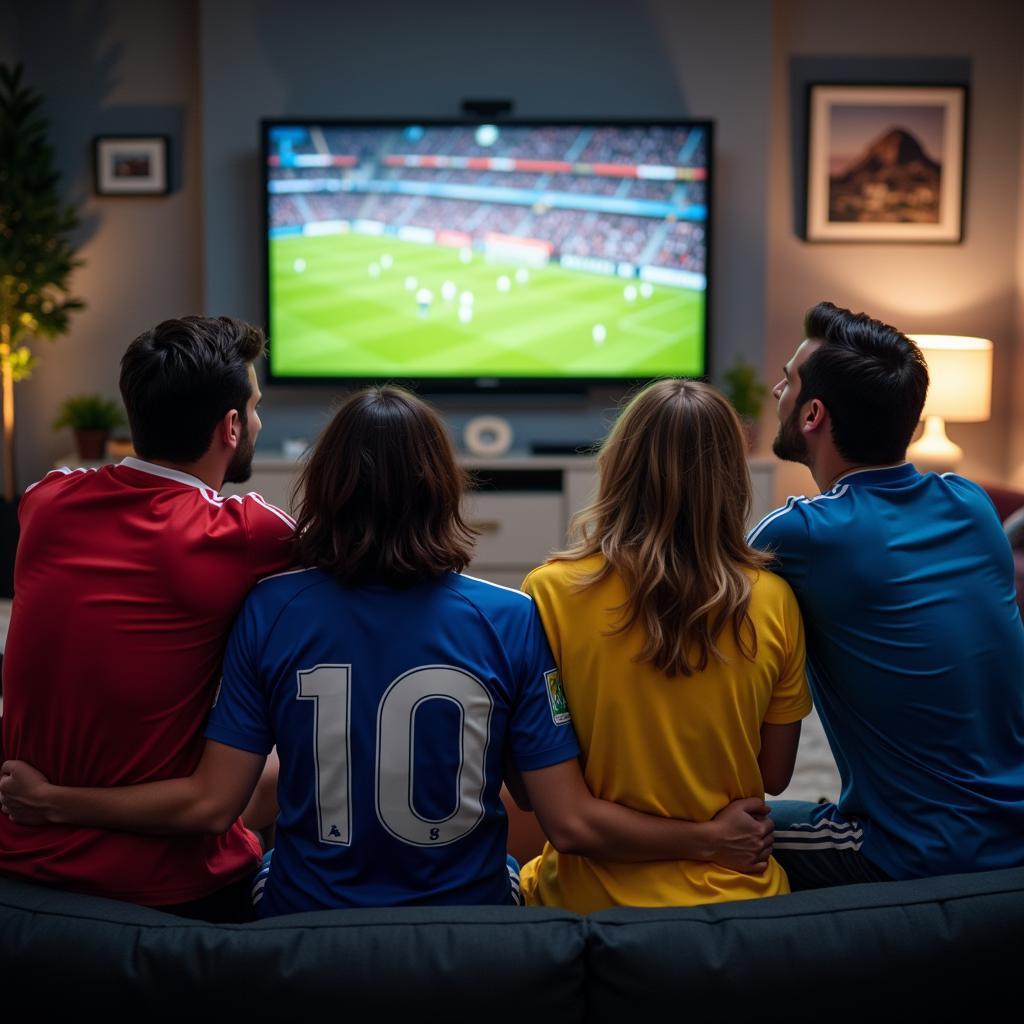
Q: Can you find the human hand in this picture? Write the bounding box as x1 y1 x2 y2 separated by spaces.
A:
708 797 773 874
0 760 56 825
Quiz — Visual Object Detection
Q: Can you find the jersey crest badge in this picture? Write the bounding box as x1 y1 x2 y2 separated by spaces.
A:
544 669 571 725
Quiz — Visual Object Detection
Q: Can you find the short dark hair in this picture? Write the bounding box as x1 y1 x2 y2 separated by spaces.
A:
292 386 477 586
797 302 929 464
119 316 265 462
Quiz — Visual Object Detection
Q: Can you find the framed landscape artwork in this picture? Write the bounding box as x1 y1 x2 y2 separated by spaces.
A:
805 84 966 242
93 135 170 196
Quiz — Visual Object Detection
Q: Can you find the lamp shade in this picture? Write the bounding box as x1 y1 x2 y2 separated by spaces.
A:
911 335 993 422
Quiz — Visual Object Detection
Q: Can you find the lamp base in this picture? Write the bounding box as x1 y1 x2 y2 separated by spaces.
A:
908 415 962 474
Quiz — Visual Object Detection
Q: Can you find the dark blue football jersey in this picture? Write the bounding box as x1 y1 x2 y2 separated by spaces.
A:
749 465 1024 879
206 568 579 916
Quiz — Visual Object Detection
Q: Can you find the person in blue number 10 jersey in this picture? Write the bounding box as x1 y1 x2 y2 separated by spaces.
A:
1 387 773 916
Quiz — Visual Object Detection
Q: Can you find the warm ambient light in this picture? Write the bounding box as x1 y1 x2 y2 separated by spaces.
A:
908 335 992 471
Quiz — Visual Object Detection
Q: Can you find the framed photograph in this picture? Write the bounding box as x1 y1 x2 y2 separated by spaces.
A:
93 135 170 196
805 84 966 242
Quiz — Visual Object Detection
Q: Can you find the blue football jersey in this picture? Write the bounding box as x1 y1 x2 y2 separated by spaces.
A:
206 569 580 916
749 465 1024 879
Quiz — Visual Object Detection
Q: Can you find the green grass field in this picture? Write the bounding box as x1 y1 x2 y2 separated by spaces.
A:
269 232 705 379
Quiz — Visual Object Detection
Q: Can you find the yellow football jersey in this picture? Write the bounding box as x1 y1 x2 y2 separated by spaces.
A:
519 554 811 913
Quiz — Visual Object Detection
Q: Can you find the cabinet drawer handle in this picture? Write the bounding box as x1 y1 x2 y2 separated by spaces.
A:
470 519 502 533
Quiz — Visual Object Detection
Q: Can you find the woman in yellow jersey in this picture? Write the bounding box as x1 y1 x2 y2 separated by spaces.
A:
518 379 811 912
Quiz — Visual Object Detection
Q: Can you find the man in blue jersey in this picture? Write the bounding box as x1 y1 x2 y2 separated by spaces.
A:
748 301 1024 890
1 387 773 915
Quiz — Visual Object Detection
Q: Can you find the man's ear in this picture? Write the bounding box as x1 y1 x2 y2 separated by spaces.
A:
801 398 828 436
218 407 243 450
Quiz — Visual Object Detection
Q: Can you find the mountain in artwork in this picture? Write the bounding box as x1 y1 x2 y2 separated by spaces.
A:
828 128 941 223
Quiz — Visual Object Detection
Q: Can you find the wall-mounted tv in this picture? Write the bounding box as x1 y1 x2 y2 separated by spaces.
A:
264 119 710 390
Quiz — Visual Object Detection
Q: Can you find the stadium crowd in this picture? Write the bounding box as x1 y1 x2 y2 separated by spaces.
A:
270 184 706 272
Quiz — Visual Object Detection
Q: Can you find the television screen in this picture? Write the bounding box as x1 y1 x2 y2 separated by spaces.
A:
264 120 710 387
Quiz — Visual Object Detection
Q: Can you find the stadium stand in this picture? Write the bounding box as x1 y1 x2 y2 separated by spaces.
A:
270 186 707 271
269 195 303 228
267 124 710 272
579 126 694 165
655 222 706 272
560 213 656 263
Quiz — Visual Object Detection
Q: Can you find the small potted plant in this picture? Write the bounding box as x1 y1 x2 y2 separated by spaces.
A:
721 357 768 453
52 394 126 460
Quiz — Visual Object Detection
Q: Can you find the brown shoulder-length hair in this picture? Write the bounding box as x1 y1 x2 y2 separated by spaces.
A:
292 386 478 586
558 378 771 677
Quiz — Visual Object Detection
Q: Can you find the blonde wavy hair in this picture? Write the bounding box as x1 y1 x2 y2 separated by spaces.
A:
558 378 771 677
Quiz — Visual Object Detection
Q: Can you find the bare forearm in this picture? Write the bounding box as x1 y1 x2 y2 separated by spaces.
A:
503 764 533 811
32 778 230 835
1 744 265 837
550 797 720 862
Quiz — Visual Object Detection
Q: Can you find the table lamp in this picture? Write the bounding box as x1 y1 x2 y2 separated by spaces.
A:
908 335 992 471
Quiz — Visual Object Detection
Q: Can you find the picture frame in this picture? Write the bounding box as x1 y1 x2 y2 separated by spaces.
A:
805 84 966 242
93 135 170 196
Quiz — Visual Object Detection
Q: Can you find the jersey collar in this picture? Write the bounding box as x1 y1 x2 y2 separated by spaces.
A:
828 462 919 490
119 457 218 494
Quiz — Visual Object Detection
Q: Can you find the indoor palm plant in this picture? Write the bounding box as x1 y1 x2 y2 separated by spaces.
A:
0 62 84 594
0 63 85 499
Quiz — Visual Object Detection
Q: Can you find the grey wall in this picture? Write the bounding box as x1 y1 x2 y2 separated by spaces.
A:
2 0 1023 495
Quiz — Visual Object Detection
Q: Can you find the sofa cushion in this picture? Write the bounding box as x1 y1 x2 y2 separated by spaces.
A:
585 866 1024 1021
0 875 586 1020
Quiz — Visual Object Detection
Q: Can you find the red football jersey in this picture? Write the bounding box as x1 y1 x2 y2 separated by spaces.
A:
0 458 295 905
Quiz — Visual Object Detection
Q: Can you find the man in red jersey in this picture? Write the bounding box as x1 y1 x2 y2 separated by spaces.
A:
0 316 294 920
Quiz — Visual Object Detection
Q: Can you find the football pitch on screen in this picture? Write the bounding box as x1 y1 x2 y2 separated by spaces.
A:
269 233 705 379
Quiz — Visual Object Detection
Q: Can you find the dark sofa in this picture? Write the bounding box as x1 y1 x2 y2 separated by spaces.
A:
2 867 1022 1021
984 481 1024 613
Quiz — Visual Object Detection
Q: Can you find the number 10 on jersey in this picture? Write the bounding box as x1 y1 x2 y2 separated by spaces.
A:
297 664 494 848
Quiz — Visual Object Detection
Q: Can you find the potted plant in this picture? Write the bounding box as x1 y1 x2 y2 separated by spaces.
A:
721 357 768 453
52 394 126 460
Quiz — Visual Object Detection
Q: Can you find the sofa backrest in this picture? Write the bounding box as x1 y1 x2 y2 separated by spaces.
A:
0 875 585 1021
2 867 1023 1020
585 866 1024 1021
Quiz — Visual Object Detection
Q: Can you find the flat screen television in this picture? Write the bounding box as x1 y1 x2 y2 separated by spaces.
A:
263 119 710 390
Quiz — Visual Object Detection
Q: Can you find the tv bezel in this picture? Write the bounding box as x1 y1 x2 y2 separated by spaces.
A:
261 117 713 393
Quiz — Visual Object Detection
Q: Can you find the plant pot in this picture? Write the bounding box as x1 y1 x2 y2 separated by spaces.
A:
74 429 109 461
